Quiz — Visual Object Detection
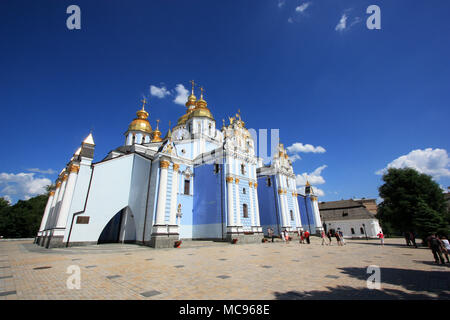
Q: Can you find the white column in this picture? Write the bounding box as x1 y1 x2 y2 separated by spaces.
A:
38 190 55 233
155 160 170 226
56 165 79 228
279 192 288 227
293 192 302 230
46 180 61 230
249 181 256 227
234 178 242 226
226 176 234 226
169 163 180 226
312 197 323 232
253 182 261 227
52 174 68 228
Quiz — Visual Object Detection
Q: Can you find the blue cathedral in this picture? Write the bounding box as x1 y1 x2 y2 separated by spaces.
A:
36 82 323 248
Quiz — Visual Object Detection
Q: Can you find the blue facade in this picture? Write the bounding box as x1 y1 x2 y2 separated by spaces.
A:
192 163 223 239
298 195 316 234
257 175 282 235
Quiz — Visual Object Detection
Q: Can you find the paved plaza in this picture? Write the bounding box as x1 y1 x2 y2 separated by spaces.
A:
0 237 449 300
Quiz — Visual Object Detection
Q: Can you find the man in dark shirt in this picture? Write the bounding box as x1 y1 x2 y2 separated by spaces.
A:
428 234 445 264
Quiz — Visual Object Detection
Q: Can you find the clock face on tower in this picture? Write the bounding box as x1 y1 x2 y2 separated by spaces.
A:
175 128 190 140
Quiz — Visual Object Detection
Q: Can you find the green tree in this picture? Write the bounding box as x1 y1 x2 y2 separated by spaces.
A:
0 194 48 238
378 168 449 242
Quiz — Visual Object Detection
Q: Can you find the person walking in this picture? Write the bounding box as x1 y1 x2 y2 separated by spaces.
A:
338 230 346 245
299 231 305 244
304 230 310 244
439 236 450 263
428 234 445 264
377 230 385 247
283 229 290 242
404 232 411 246
409 231 418 248
335 231 342 246
321 230 328 245
268 228 275 243
327 230 332 246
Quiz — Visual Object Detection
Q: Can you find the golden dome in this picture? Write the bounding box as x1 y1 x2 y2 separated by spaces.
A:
128 99 152 133
188 87 214 120
186 80 197 107
152 120 163 142
188 107 214 120
177 112 190 126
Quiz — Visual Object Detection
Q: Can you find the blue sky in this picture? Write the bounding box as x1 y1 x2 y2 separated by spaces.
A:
1 0 449 204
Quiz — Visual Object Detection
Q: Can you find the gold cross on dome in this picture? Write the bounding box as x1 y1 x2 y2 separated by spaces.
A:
141 97 147 110
190 80 195 93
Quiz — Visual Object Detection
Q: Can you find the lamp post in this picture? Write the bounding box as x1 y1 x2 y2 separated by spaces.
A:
362 223 368 241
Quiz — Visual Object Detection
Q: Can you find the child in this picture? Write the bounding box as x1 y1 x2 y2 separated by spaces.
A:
377 231 384 246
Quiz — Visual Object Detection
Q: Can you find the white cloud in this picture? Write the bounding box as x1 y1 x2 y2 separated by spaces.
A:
289 154 301 162
313 187 325 197
335 13 347 31
296 165 327 187
287 17 294 23
0 172 51 202
27 168 56 175
295 2 311 13
286 142 326 154
173 84 189 105
150 85 171 99
376 148 450 180
278 0 285 8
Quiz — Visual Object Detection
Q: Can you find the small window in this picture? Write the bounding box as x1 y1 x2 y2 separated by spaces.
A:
342 210 348 217
241 164 245 175
184 179 190 195
214 164 220 174
131 135 135 144
290 210 294 221
286 178 289 187
243 204 248 218
360 227 364 234
351 228 355 235
243 188 246 194
267 177 272 187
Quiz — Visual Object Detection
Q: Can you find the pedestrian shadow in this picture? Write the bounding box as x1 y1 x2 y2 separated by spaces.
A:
337 266 450 297
346 241 423 249
273 285 439 300
412 260 449 267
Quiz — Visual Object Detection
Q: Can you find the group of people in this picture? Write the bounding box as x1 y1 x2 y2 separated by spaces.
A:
321 229 346 246
266 227 349 246
427 234 450 264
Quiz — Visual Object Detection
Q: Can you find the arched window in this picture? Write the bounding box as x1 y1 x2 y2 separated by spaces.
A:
267 177 272 187
243 188 246 194
360 227 364 234
243 204 248 218
184 179 190 195
131 134 135 144
241 164 245 175
351 228 355 234
290 210 294 221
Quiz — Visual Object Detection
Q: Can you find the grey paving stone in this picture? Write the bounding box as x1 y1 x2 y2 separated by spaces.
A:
140 290 161 297
325 275 340 279
145 258 154 261
106 275 121 279
217 275 230 279
262 265 272 268
218 259 227 261
0 290 16 296
33 266 52 270
174 265 184 268
0 275 13 279
85 265 97 268
0 266 10 269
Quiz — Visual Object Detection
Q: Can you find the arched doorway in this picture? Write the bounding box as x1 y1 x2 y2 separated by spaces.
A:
98 207 136 244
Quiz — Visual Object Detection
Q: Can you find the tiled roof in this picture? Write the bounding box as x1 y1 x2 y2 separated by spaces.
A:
319 199 376 221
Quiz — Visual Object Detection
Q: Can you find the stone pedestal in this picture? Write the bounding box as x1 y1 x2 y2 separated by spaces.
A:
46 235 65 248
226 230 264 244
149 225 179 248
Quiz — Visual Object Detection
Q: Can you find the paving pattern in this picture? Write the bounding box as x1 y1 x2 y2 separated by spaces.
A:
0 238 449 300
